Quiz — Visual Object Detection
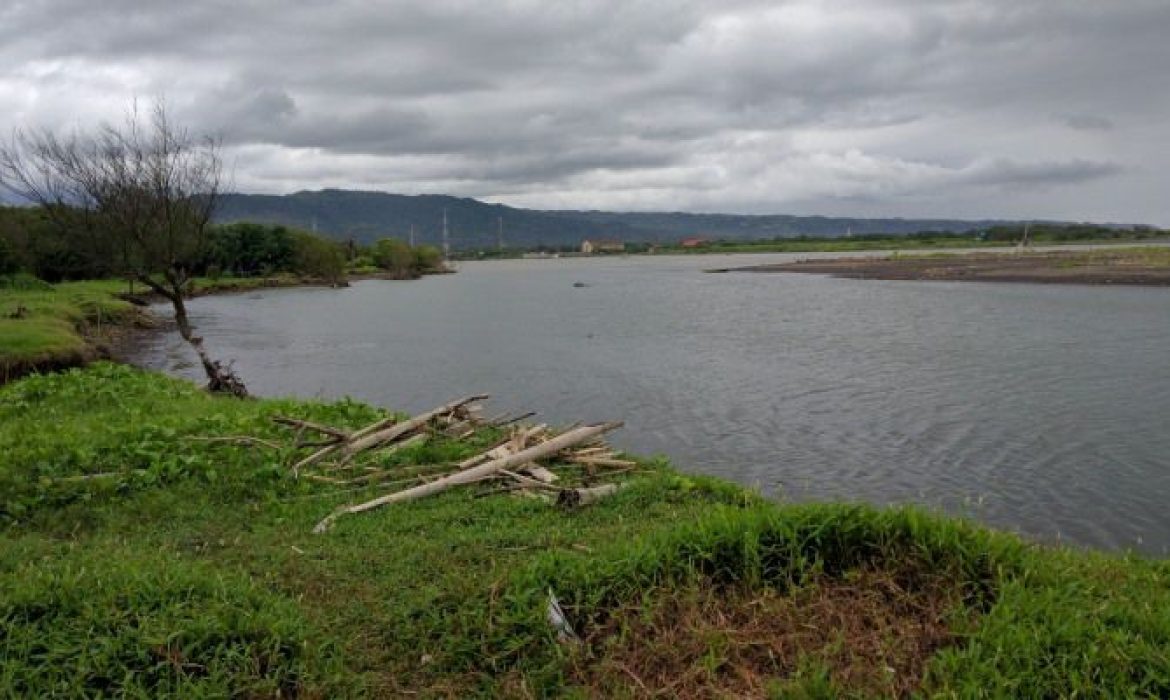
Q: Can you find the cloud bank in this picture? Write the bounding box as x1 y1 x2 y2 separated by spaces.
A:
2 1 1166 223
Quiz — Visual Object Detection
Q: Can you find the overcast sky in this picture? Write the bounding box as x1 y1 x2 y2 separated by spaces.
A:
3 1 1167 223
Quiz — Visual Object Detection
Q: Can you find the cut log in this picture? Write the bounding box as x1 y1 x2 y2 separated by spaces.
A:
569 447 611 457
380 432 429 456
349 415 402 442
499 469 564 491
557 482 627 508
313 421 621 533
343 394 489 456
521 465 559 484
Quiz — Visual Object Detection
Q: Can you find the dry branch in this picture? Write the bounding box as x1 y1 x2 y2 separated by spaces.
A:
184 435 284 450
272 417 350 440
313 422 622 533
342 394 488 456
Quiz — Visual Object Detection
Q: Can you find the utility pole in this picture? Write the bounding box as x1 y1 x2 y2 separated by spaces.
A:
409 224 415 248
442 207 450 260
1017 222 1032 250
497 216 504 255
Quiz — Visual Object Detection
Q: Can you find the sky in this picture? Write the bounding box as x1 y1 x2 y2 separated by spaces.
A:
2 1 1168 224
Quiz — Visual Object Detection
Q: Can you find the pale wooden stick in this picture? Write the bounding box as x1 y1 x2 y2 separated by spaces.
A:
343 395 489 456
313 422 622 533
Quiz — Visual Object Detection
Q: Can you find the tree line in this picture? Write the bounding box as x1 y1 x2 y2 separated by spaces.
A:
0 210 445 284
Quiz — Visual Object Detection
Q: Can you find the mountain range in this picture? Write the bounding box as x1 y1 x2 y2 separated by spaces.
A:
215 189 1036 250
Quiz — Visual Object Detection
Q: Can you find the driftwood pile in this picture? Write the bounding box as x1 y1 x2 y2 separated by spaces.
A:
252 395 633 533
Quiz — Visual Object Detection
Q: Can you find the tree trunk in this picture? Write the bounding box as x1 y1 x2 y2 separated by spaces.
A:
140 272 248 397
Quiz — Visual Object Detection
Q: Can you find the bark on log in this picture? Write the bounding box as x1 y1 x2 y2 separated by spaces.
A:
556 482 626 508
313 421 621 533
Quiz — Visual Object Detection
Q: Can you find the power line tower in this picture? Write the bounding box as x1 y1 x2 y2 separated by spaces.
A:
442 208 450 260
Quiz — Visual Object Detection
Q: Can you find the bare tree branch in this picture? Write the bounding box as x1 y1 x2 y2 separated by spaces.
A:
0 101 247 396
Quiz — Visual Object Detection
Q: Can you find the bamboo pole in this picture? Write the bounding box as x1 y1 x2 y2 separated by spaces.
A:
313 422 621 533
343 394 488 456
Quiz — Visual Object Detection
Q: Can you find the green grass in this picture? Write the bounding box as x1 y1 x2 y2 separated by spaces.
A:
2 365 1169 697
0 274 331 379
0 278 140 377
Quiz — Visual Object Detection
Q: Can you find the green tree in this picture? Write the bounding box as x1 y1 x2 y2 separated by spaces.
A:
413 244 443 272
372 237 416 278
291 231 346 284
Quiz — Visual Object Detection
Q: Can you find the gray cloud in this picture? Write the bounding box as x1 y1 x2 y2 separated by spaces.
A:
1 1 1165 224
1062 114 1115 131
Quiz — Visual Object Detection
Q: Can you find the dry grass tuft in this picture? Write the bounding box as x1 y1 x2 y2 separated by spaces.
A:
570 566 969 698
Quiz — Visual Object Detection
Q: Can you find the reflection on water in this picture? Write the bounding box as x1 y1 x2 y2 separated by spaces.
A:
132 253 1170 554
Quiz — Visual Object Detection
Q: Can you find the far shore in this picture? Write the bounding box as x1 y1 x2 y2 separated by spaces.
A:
708 247 1170 286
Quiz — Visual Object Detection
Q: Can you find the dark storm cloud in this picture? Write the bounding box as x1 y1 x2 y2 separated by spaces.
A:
1 1 1166 223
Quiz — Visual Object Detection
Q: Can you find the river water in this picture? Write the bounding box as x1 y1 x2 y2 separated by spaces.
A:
132 253 1170 554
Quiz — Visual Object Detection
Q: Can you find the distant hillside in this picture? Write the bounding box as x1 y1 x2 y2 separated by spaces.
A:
215 189 1033 250
216 190 639 250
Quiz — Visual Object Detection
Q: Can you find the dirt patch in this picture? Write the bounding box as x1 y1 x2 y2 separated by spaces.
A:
569 567 969 698
715 249 1170 286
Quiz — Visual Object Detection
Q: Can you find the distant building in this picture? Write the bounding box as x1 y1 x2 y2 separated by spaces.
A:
581 239 625 254
679 237 710 248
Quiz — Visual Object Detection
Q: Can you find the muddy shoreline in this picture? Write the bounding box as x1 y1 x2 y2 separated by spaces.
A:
710 249 1170 286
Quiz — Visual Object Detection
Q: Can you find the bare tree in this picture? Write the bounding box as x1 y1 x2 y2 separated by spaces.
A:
0 103 247 396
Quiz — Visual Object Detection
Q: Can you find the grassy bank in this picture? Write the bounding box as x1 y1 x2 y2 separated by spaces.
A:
0 277 144 382
0 274 338 383
2 365 1169 697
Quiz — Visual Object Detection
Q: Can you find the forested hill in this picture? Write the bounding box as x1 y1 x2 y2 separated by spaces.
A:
216 190 638 251
215 189 1021 249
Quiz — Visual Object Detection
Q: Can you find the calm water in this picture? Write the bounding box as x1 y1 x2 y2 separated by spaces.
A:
133 253 1170 553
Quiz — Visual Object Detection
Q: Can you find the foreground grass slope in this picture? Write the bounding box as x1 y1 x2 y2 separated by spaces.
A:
2 365 1168 697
